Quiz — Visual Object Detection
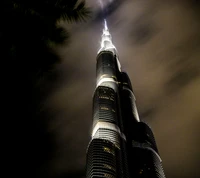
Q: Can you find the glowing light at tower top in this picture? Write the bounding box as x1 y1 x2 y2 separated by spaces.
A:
104 19 108 30
98 19 118 55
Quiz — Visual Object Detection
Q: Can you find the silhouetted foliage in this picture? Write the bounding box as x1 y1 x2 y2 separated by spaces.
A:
1 1 90 177
1 0 90 75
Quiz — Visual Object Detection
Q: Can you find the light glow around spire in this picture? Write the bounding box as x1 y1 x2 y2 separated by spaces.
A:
98 20 117 55
104 19 108 31
98 19 121 71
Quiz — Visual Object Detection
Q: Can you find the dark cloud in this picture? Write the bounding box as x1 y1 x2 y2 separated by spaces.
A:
130 21 158 45
139 106 156 121
128 1 160 45
93 0 125 22
165 34 200 93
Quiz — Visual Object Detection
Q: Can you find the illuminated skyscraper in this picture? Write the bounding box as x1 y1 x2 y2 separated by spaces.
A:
86 20 166 178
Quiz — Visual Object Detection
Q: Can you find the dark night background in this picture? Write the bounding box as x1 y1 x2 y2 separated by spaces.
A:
2 0 200 178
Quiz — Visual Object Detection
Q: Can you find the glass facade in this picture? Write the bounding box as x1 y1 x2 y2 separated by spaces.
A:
86 22 166 178
86 139 121 178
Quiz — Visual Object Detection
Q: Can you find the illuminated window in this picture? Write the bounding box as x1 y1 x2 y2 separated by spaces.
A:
104 173 115 178
99 74 109 80
110 98 114 101
111 76 117 80
103 146 115 156
139 169 143 175
100 107 109 110
99 96 110 99
103 164 116 172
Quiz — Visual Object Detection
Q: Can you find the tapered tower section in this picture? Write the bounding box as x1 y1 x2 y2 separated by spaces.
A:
119 73 166 178
86 20 125 178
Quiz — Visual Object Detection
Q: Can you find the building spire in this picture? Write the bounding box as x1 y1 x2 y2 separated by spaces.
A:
98 19 117 55
104 19 108 30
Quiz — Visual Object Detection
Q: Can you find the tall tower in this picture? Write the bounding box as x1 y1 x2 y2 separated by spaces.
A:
86 20 166 178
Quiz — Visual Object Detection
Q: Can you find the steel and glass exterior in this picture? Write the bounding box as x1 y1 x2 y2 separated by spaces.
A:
86 21 166 178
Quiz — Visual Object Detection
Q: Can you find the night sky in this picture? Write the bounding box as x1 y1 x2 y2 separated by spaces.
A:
24 0 200 177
